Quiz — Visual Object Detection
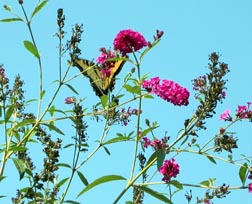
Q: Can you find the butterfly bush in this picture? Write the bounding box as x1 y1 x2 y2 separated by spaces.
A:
142 77 190 106
2 3 252 204
113 29 148 55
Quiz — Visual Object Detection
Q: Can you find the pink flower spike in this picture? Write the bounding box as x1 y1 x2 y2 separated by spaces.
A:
248 183 252 193
219 109 230 120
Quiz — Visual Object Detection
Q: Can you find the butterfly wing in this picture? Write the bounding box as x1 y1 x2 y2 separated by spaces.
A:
73 57 126 97
73 58 105 97
106 59 126 93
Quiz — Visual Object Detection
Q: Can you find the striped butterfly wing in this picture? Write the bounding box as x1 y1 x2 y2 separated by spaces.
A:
73 58 126 97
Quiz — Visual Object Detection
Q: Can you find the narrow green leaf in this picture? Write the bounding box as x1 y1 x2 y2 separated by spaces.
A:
5 105 14 123
48 106 66 117
157 149 166 170
12 158 26 180
140 125 159 140
206 155 217 164
57 163 71 169
103 136 132 145
23 40 40 58
77 171 89 186
0 18 23 22
14 118 36 129
137 186 172 204
102 145 111 156
65 83 79 94
63 144 74 149
146 151 158 169
25 168 33 177
57 177 69 188
64 200 81 204
31 0 49 19
125 201 133 204
239 163 248 185
169 180 183 189
42 123 65 135
8 146 27 152
77 175 126 197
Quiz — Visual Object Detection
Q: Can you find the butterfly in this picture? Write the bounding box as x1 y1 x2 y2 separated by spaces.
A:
72 57 126 97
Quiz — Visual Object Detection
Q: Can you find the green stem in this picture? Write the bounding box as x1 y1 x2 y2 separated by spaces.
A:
129 51 142 181
20 4 43 118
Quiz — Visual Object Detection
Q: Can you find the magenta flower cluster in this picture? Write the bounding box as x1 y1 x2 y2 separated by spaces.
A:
159 158 180 182
142 136 168 150
219 109 231 120
113 29 147 55
236 102 252 120
219 102 252 121
96 48 118 78
142 77 190 106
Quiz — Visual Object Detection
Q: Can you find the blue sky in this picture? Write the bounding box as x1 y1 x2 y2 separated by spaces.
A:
1 0 252 203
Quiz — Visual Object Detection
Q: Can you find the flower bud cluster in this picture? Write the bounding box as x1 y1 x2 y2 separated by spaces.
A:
192 52 229 129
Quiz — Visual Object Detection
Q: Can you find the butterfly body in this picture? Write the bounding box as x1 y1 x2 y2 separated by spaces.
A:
73 58 125 97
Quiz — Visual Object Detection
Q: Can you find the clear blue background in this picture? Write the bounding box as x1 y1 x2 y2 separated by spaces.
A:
0 0 252 203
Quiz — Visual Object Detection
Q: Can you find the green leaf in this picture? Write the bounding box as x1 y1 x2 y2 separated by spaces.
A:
103 136 132 145
23 40 40 58
40 90 46 99
5 105 14 123
42 123 65 135
65 83 79 94
31 0 49 19
57 163 71 169
146 151 158 169
0 18 23 22
77 171 89 186
48 105 66 117
137 186 172 204
157 149 166 170
14 118 36 129
77 175 126 197
200 178 216 187
239 163 248 185
139 125 159 140
102 145 111 155
12 158 26 180
57 177 69 188
123 84 141 95
63 200 81 204
206 155 217 164
8 146 27 152
169 180 183 189
100 95 108 108
63 144 74 149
